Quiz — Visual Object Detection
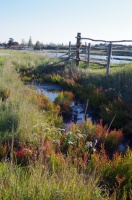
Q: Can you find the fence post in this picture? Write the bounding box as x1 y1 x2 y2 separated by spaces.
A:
85 42 87 61
87 43 91 68
106 42 112 75
69 41 71 57
76 32 81 67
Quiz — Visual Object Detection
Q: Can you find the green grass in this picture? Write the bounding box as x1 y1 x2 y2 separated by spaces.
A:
0 162 110 200
0 50 132 199
7 50 132 134
77 63 132 101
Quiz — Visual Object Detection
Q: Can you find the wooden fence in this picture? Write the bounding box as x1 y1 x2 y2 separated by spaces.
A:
67 33 132 75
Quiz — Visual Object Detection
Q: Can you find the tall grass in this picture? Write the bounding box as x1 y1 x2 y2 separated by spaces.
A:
0 52 108 199
0 51 131 199
78 63 132 102
0 162 110 200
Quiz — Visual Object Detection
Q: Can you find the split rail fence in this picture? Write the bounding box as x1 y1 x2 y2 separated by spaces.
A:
65 33 132 75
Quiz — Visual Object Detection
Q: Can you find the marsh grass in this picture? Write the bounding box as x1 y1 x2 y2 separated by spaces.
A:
0 51 131 199
0 162 111 200
0 54 58 145
28 59 132 134
78 63 132 102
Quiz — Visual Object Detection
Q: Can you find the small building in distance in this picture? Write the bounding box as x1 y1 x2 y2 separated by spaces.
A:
9 45 33 50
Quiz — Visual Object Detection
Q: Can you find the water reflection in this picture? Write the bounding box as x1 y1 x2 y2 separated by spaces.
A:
29 82 131 150
30 82 98 125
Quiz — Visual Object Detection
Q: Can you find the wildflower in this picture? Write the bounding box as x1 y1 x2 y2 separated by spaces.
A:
77 133 83 139
68 140 74 145
92 148 96 153
85 141 93 148
66 131 72 135
57 128 65 132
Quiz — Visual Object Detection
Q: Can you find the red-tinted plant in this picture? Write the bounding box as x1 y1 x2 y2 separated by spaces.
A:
15 144 33 165
54 91 75 114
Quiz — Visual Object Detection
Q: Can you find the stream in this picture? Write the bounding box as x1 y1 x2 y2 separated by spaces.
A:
29 82 132 151
31 82 99 126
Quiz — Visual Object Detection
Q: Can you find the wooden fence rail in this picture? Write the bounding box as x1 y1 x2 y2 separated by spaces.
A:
59 33 132 75
73 32 132 75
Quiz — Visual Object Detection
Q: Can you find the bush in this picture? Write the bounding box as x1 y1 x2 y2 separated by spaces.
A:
101 148 132 199
100 97 132 135
54 91 74 114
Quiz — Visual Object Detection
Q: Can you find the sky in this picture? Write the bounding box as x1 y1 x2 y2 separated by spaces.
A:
1 0 132 45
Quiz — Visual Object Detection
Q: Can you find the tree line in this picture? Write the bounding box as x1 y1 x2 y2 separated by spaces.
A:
0 36 70 50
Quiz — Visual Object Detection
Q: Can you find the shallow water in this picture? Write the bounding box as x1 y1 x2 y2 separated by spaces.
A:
29 82 132 151
30 82 98 125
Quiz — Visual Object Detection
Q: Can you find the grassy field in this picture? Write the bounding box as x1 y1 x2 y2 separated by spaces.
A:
0 51 132 199
14 51 132 136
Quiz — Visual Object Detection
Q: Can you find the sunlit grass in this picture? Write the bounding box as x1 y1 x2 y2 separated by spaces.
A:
0 51 131 199
0 162 110 200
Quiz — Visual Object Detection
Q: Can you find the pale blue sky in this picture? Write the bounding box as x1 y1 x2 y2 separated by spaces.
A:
0 0 132 45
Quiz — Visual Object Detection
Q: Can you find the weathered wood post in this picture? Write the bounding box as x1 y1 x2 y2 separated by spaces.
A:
85 42 87 61
87 43 91 68
106 42 112 75
69 41 71 57
76 32 81 67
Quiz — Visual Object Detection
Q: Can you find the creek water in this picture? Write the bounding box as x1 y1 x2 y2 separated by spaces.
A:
31 82 98 126
29 82 132 151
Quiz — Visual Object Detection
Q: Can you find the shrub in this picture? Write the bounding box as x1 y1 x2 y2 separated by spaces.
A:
54 91 74 114
88 86 107 109
28 91 60 113
100 97 132 135
101 148 132 199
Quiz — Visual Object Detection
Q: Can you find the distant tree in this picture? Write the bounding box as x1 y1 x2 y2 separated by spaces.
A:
7 38 14 46
13 41 19 46
28 36 33 47
34 41 43 50
21 39 26 46
7 38 19 47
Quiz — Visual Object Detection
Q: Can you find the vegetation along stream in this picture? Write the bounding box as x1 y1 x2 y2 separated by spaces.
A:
30 82 132 151
30 82 99 125
0 51 132 199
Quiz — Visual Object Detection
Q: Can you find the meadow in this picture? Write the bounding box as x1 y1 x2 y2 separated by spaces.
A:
0 51 132 199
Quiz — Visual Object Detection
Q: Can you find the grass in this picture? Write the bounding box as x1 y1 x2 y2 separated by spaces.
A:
0 162 110 200
0 50 132 199
78 63 132 102
22 58 131 135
